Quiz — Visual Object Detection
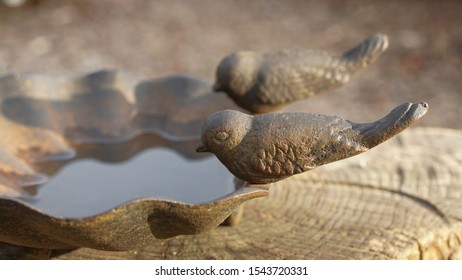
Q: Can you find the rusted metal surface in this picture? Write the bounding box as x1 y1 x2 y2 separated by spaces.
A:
197 102 428 184
0 71 268 250
0 35 428 251
213 33 388 113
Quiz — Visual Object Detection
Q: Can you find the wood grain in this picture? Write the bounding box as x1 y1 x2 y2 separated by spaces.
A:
2 127 461 259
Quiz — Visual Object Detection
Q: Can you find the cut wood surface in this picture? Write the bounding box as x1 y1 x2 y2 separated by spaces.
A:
2 127 462 259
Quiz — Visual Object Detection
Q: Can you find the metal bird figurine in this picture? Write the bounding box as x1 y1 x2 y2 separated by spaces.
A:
197 102 428 184
213 33 389 113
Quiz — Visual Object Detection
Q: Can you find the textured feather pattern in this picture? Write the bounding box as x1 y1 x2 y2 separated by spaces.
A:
247 114 368 177
253 143 304 176
256 33 388 105
197 102 427 184
256 50 348 105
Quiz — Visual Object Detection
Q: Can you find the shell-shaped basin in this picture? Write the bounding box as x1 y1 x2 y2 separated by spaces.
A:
0 70 268 250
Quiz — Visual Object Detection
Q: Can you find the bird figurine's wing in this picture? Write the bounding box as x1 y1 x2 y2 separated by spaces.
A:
255 50 348 105
255 33 388 105
249 114 368 177
303 117 369 167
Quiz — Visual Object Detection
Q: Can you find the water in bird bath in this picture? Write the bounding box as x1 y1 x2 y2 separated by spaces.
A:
20 148 234 218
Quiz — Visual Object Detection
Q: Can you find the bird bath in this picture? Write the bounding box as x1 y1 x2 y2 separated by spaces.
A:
0 71 267 250
0 34 428 251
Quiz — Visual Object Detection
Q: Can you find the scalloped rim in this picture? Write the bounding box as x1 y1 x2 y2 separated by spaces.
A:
0 70 256 250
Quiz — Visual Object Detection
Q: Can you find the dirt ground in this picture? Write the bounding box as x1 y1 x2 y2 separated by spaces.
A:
0 0 461 129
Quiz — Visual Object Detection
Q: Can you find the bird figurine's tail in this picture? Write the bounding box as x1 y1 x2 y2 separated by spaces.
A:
350 102 429 149
342 33 389 71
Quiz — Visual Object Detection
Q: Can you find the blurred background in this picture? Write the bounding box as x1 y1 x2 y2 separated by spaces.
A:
0 0 460 128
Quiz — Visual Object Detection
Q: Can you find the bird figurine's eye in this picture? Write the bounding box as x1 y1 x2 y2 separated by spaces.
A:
214 131 229 142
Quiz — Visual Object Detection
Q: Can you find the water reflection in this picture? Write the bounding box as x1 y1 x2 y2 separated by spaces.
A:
23 147 233 218
18 132 236 218
0 72 241 218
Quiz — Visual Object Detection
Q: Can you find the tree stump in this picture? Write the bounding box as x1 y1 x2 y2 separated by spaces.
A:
2 127 461 259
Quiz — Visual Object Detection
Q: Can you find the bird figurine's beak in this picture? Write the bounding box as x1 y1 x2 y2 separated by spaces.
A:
196 144 210 153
